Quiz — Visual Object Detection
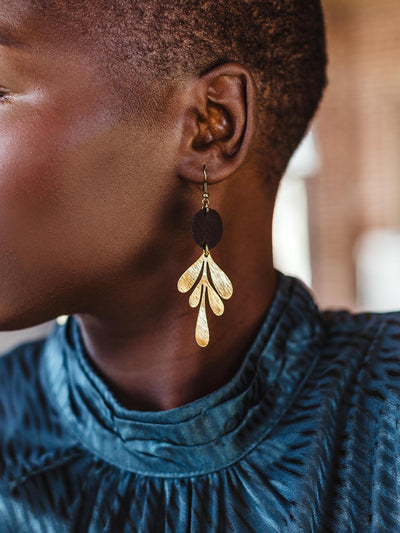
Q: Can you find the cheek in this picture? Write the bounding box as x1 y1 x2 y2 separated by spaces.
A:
0 90 128 252
0 104 79 319
0 98 119 325
0 110 59 219
0 96 150 320
0 88 174 328
0 103 69 263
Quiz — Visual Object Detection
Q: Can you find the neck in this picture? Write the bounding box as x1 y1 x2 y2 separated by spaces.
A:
75 174 278 411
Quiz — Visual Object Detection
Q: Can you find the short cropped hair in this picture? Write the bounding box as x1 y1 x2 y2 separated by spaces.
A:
30 0 327 187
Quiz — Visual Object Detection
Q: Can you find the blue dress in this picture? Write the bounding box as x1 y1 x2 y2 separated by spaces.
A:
0 269 400 532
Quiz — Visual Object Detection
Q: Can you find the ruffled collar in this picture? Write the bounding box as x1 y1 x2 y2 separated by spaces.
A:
40 269 324 478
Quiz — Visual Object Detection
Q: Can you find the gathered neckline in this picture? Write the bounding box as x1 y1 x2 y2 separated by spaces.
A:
41 269 324 478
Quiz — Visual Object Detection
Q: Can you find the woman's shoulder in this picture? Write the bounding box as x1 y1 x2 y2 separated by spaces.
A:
0 335 49 441
0 335 48 418
317 307 400 408
319 304 399 350
320 307 400 361
320 305 400 331
0 332 79 487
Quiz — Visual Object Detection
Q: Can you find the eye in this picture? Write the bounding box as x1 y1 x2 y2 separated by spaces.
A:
0 88 10 99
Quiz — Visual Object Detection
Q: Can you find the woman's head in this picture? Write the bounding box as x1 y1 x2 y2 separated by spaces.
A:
0 0 326 330
29 0 327 180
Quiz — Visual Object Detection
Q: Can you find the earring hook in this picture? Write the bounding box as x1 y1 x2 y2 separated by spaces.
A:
202 164 209 213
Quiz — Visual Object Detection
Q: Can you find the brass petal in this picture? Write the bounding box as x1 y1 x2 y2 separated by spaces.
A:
177 254 204 293
207 254 233 299
189 282 202 308
207 283 224 316
195 287 209 347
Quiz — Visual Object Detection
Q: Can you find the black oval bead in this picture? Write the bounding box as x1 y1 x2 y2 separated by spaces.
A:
190 208 223 250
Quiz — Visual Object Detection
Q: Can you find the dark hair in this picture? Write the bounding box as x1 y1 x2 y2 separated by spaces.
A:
31 0 328 187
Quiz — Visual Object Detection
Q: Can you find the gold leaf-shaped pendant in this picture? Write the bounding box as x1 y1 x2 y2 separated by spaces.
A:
189 282 202 308
206 282 224 316
208 256 233 300
177 249 233 347
177 254 204 293
195 286 209 347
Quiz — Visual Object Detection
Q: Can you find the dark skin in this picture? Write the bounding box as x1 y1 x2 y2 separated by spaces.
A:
0 4 278 411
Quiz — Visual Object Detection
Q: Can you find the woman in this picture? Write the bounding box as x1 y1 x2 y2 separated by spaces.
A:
0 0 399 531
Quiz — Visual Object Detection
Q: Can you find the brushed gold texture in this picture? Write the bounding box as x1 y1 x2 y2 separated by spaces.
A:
177 250 233 347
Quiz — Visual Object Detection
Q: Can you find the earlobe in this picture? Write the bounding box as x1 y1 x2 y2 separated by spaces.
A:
177 63 258 184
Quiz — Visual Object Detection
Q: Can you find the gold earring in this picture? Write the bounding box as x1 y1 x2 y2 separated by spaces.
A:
177 164 233 347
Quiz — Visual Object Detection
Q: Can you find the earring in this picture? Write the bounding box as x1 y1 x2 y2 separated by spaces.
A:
177 164 233 347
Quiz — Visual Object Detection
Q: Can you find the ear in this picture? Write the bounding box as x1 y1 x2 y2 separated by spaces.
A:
177 62 258 184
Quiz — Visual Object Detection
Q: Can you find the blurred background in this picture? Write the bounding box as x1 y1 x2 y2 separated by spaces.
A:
274 0 400 312
0 0 399 354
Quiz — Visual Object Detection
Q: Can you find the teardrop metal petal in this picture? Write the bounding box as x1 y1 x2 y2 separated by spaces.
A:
189 282 202 308
207 283 224 316
195 287 209 347
207 254 233 300
177 254 204 293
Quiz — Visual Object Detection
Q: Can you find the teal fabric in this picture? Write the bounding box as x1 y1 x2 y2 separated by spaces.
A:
0 269 400 531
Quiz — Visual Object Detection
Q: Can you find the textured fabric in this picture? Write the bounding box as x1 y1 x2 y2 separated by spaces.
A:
0 269 400 532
